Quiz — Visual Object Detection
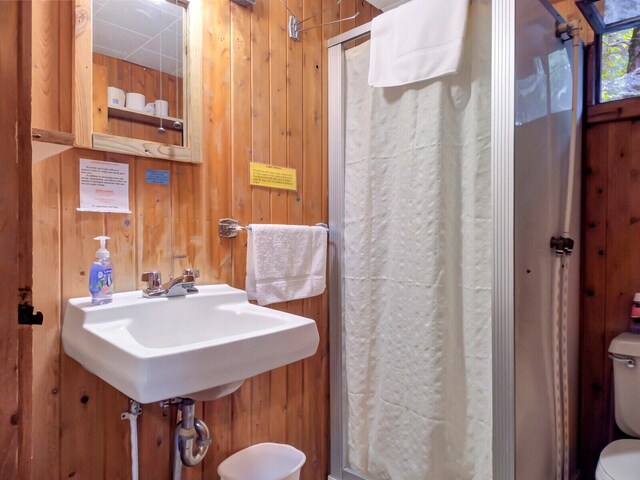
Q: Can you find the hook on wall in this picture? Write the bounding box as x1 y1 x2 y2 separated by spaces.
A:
280 0 360 41
289 11 360 41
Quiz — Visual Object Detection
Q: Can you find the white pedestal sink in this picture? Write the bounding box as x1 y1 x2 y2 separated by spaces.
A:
62 284 320 403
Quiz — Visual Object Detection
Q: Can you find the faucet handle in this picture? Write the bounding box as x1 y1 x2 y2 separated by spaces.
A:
183 268 200 279
141 271 162 289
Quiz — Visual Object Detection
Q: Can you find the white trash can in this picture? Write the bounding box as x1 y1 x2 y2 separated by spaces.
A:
217 443 306 480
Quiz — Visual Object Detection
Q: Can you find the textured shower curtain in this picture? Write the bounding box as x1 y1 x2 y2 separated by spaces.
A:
343 2 492 479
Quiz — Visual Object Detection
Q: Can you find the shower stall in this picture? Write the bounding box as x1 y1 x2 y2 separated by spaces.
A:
327 0 582 478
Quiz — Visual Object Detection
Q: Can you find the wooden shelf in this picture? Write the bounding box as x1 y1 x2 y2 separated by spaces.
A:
92 133 195 163
107 105 184 131
31 128 74 162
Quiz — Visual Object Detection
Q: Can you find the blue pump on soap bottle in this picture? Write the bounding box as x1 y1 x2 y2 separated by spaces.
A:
89 236 114 305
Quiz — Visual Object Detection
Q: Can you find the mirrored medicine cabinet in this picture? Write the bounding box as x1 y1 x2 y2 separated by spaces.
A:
73 0 202 163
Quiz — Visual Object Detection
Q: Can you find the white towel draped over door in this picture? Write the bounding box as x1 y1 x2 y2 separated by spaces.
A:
368 0 469 87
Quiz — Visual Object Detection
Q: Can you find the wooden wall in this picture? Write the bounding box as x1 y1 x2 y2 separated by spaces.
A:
31 2 70 478
1 0 32 478
0 1 21 474
580 103 640 479
29 1 379 479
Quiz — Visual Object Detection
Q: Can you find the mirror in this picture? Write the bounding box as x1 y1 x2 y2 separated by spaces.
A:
92 0 186 147
73 0 201 162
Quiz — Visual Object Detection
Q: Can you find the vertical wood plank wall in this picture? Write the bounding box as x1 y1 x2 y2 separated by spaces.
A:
29 1 379 479
31 2 69 478
580 115 640 480
1 1 27 478
17 3 34 477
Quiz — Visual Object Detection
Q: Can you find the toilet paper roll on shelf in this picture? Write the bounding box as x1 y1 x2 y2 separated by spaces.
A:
155 99 169 117
125 92 146 111
107 86 125 107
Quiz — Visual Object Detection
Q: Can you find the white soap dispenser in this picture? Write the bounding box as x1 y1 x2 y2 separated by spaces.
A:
88 236 114 305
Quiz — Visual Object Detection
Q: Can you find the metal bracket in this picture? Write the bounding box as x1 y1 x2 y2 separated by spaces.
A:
288 11 360 41
159 398 181 408
121 400 142 420
289 15 302 41
219 218 241 238
550 236 575 256
159 397 181 416
555 20 580 44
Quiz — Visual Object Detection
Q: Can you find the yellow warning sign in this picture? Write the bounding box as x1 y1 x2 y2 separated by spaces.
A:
250 162 298 191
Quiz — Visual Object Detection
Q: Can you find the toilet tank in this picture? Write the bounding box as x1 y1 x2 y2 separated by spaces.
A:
610 333 640 437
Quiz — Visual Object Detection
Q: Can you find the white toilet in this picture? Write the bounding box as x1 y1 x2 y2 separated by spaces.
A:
596 333 640 479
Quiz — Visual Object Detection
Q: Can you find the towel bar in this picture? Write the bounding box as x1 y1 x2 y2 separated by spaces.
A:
218 218 329 238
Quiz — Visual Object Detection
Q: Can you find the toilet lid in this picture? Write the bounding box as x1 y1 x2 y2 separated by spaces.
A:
598 439 640 480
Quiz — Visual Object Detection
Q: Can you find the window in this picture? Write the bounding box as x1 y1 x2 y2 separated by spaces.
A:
577 0 640 103
601 27 640 102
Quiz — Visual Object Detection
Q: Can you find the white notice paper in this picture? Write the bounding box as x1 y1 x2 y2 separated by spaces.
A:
78 159 130 213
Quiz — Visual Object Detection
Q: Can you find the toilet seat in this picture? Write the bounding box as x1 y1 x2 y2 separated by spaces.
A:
596 439 640 480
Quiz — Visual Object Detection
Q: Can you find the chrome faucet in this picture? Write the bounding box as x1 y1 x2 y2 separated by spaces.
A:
141 269 200 298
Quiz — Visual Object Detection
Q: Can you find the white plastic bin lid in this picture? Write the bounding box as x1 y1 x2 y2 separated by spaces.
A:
218 443 306 480
597 439 640 480
609 333 640 357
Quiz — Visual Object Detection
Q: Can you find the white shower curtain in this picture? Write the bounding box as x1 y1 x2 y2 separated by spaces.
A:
343 2 492 479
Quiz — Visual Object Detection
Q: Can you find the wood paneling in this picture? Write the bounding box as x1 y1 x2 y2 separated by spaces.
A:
0 1 21 477
1 0 33 477
30 3 71 478
28 1 379 479
93 63 109 134
92 132 193 162
18 3 35 475
201 1 233 476
581 117 640 479
32 0 61 131
73 0 93 148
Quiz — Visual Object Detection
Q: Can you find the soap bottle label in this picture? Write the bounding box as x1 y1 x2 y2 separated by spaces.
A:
90 266 113 297
101 268 113 294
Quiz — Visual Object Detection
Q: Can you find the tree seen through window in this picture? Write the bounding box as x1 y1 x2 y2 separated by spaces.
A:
601 27 640 102
599 0 640 102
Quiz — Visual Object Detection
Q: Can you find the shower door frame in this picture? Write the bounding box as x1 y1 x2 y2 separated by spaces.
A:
326 2 515 476
327 21 375 480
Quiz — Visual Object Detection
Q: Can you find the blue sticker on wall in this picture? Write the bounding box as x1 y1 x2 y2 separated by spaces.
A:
146 169 170 185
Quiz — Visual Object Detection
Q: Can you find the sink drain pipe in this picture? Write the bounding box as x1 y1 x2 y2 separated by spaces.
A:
173 398 212 479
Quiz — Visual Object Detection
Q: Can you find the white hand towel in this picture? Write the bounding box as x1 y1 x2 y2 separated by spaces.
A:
245 224 327 306
368 0 469 87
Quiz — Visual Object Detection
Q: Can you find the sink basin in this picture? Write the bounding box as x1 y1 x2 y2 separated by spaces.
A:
62 284 319 403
